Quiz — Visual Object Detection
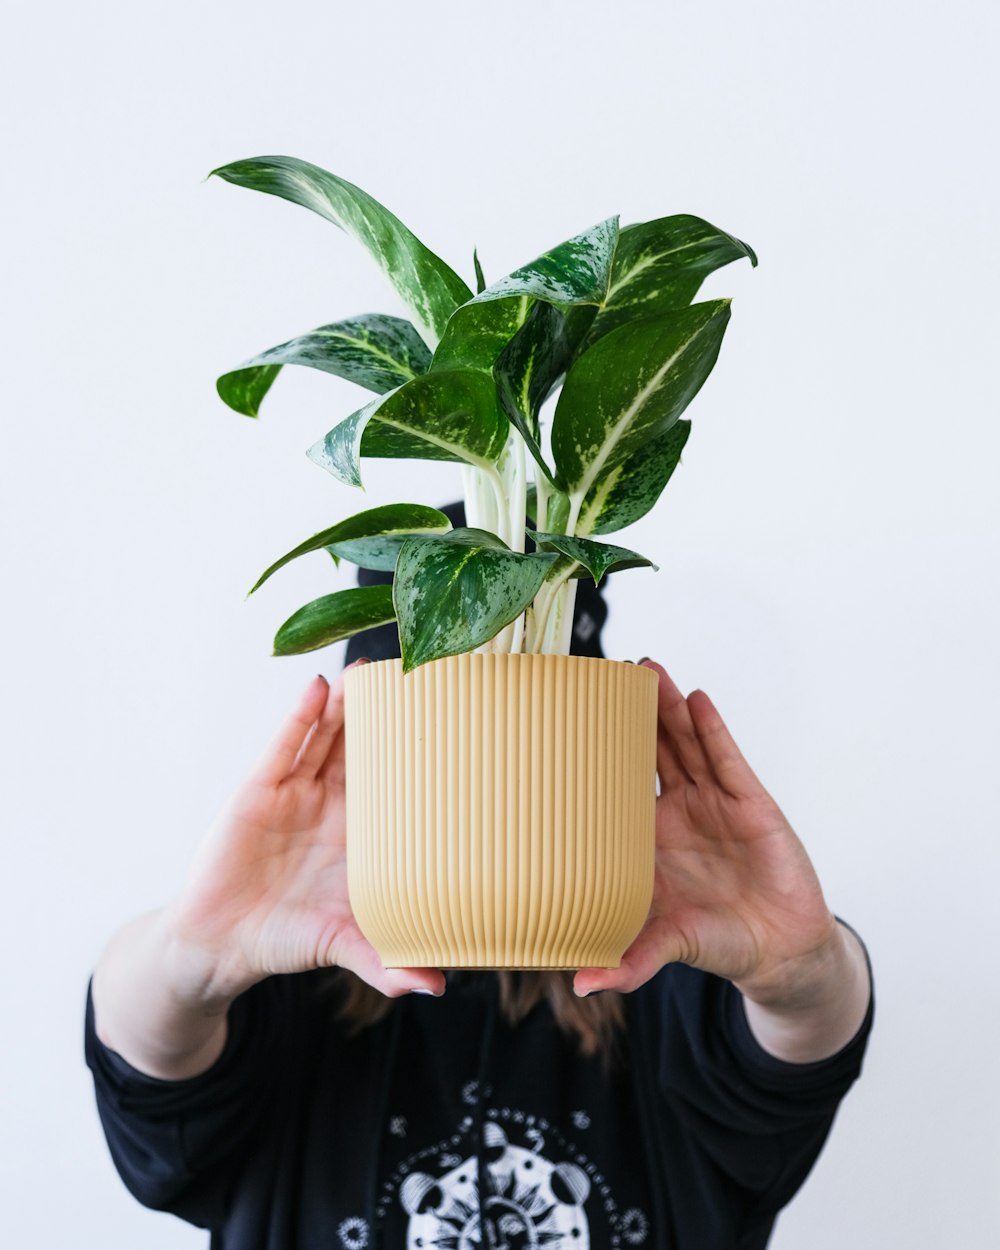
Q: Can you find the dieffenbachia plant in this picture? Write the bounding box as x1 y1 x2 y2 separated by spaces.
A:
211 155 756 672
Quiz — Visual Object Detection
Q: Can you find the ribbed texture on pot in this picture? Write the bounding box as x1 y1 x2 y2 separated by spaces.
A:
344 654 657 969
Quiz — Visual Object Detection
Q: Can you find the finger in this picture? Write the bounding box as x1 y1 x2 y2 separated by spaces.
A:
250 675 330 786
656 723 688 791
687 688 765 800
291 662 365 779
640 659 708 782
315 658 369 784
573 921 685 997
330 924 446 998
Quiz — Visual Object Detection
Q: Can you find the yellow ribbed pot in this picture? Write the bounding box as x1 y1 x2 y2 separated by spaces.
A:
344 653 658 969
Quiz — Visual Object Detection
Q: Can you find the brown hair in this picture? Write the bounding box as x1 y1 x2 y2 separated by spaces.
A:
330 970 626 1060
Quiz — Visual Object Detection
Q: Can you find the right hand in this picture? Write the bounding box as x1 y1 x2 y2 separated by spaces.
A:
164 663 446 1001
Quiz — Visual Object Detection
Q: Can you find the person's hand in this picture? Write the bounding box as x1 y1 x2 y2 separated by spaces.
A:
574 659 843 1005
163 664 446 1001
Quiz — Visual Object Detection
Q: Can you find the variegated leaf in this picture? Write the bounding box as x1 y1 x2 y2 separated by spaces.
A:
433 300 574 487
470 216 620 307
585 215 756 346
210 156 471 343
249 504 452 593
218 314 433 416
526 531 657 584
578 420 691 536
306 371 508 488
431 296 532 375
393 529 558 671
551 301 731 505
273 584 396 656
493 300 577 487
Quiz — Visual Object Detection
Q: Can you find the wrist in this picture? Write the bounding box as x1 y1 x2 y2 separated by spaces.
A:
92 907 259 1080
738 920 872 1063
157 906 261 1012
735 914 850 1014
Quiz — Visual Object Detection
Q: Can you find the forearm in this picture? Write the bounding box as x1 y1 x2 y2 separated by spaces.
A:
91 907 256 1081
737 920 872 1064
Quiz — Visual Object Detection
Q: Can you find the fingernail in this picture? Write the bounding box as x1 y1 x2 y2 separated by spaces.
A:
411 986 443 996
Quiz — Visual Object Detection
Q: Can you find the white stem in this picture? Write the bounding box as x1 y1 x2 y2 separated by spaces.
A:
536 572 568 654
509 609 525 653
488 432 529 653
534 471 551 532
507 433 526 554
535 493 585 655
462 464 500 653
462 464 496 534
528 582 555 652
485 464 508 547
549 577 580 654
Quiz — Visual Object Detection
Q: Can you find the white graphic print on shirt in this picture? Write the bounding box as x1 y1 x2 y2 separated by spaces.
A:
371 1109 649 1250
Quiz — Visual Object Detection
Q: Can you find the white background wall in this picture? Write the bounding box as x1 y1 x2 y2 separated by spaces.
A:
2 2 998 1245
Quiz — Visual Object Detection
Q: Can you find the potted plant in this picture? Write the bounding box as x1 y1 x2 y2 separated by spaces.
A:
212 155 755 969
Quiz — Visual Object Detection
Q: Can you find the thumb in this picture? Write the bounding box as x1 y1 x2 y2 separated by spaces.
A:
327 925 446 999
573 924 685 997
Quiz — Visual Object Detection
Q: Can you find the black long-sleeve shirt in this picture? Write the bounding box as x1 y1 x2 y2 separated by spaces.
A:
84 955 872 1250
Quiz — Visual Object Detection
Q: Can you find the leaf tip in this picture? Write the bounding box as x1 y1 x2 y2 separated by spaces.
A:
205 162 233 184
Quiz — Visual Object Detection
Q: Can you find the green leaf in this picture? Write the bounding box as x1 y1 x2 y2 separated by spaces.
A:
433 298 574 488
217 314 433 416
471 217 620 307
431 296 561 483
579 420 691 536
430 218 626 488
393 529 558 671
526 530 657 584
218 364 280 418
431 296 532 375
433 219 619 378
585 215 756 346
493 300 577 487
209 156 472 343
306 370 508 488
273 585 396 656
473 248 486 294
551 301 731 503
249 504 452 593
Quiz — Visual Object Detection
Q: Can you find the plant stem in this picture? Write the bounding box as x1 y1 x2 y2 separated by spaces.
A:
506 432 526 555
461 464 498 536
534 492 584 654
535 470 550 531
491 431 528 652
485 463 509 547
549 576 580 654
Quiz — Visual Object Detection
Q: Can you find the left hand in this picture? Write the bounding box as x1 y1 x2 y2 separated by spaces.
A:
574 659 842 1004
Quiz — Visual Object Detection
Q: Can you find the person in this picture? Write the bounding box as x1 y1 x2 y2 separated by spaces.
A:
85 538 873 1250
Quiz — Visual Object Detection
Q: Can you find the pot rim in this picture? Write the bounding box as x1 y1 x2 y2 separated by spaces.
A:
348 653 655 674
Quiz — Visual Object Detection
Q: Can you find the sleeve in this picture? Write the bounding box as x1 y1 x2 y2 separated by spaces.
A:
647 923 874 1223
83 972 293 1228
